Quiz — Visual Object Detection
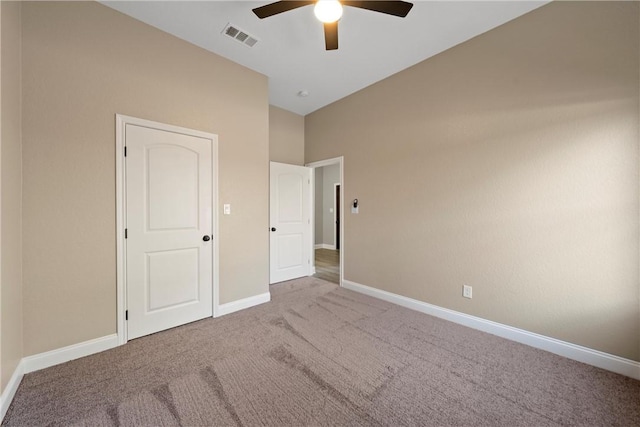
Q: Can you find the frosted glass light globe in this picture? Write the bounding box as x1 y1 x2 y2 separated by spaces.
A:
314 0 343 23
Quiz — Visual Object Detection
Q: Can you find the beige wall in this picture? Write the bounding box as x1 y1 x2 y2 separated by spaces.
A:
306 1 640 361
21 1 269 356
1 1 23 391
269 105 304 165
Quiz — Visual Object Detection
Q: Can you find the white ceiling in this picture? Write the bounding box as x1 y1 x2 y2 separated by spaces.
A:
102 1 548 116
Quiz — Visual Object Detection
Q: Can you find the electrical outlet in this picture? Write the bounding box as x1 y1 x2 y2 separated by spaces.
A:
463 285 472 299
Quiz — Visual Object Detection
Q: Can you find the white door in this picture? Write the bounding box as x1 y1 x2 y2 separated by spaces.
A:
270 162 312 284
126 123 214 340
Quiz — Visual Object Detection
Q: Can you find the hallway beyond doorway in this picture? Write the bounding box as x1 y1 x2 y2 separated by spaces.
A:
313 249 339 284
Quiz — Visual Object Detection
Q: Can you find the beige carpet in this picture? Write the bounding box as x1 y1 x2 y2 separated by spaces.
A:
4 277 640 426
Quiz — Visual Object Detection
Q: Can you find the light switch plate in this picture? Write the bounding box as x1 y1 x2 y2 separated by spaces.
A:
223 204 231 215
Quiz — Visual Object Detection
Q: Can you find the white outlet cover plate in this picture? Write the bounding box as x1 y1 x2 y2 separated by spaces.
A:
463 285 472 298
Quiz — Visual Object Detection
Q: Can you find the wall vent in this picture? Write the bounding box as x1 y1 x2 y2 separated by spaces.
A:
222 24 259 48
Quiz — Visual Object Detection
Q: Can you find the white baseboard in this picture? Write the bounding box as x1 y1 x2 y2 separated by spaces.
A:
23 334 119 374
1 334 119 423
216 292 271 317
0 359 25 422
314 244 335 250
342 279 640 380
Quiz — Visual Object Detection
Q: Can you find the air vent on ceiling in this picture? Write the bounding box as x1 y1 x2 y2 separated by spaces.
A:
222 24 259 48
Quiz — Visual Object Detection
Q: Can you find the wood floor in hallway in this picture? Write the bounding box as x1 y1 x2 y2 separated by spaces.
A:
313 248 339 284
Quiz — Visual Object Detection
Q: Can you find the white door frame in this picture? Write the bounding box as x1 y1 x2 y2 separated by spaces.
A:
333 182 340 250
306 156 344 285
115 114 219 345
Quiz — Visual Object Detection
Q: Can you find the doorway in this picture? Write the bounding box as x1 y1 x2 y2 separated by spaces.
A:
307 157 343 285
116 115 219 344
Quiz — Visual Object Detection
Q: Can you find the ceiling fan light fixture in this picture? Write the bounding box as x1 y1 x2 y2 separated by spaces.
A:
314 0 343 23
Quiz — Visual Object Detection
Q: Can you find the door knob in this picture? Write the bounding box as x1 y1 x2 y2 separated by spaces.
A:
203 235 211 242
271 227 276 232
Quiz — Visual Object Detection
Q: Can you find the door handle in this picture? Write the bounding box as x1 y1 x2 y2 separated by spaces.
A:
203 235 211 242
271 227 276 232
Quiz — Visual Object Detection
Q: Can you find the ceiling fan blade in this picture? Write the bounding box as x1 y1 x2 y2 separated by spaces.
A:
324 22 339 50
252 1 315 19
342 1 413 17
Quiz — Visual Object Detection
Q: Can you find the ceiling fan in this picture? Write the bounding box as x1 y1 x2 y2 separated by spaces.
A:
252 0 414 50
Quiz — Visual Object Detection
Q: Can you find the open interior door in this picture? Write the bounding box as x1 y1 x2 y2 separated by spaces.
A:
269 162 312 284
